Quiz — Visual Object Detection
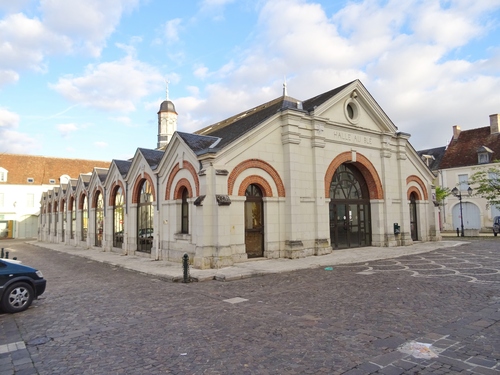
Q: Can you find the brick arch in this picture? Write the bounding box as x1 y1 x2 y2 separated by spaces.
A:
407 187 422 200
237 176 274 197
165 161 200 200
228 159 285 197
59 199 66 211
78 192 88 210
108 180 126 206
69 196 75 210
47 203 52 213
173 178 193 199
131 172 156 204
406 175 428 200
91 187 104 208
324 152 383 199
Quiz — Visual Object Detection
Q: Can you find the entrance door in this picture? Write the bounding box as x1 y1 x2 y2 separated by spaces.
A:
329 164 371 249
409 193 418 241
330 202 370 249
245 184 264 258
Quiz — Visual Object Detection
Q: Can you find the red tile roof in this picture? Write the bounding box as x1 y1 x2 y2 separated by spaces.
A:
440 127 500 169
0 154 110 185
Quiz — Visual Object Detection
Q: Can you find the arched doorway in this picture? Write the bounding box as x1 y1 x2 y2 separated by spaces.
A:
113 187 124 248
245 184 264 258
137 180 154 253
409 192 418 241
329 164 371 249
95 192 104 247
452 202 480 231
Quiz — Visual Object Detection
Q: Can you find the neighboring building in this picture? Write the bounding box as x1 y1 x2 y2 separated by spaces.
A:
38 79 441 269
430 114 500 233
0 155 109 239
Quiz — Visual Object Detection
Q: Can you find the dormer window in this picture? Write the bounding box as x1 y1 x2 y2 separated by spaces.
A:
0 167 7 182
477 146 493 164
421 154 435 167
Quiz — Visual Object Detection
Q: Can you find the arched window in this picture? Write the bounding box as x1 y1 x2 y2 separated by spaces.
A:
137 180 153 253
81 195 88 241
181 187 189 234
48 203 52 235
95 192 104 247
113 187 124 248
62 200 66 241
71 198 76 239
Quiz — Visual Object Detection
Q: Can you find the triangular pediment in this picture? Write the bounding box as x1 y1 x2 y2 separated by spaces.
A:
308 80 398 134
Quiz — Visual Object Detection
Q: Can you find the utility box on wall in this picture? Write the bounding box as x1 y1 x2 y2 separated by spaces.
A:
393 223 400 235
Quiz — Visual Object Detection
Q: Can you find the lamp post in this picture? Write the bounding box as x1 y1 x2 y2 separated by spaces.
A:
451 186 473 237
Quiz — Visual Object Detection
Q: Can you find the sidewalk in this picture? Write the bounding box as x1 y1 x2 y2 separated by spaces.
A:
27 240 466 282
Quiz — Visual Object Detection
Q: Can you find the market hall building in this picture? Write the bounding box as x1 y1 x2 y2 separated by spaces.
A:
38 80 440 269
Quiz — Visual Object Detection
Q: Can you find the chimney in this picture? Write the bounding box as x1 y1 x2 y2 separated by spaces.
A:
452 125 461 140
490 114 500 134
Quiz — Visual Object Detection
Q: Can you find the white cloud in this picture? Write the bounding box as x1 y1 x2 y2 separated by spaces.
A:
199 0 235 20
172 0 500 150
164 18 182 43
0 108 38 153
0 108 20 128
94 141 108 148
40 0 141 57
57 123 78 137
0 12 71 87
50 56 164 112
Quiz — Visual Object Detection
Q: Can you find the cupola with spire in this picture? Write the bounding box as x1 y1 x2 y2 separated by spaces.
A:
157 81 177 149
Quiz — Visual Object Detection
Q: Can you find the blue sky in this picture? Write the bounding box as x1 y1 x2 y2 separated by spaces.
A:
1 0 499 162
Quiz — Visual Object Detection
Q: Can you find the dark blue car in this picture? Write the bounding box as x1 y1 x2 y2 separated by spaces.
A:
0 258 46 313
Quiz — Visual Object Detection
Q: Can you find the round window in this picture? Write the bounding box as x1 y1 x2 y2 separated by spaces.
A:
344 99 359 124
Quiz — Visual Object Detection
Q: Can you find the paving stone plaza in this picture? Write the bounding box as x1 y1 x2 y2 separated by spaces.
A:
0 239 499 374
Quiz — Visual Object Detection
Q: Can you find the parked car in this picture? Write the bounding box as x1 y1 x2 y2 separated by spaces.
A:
493 216 500 237
0 258 46 313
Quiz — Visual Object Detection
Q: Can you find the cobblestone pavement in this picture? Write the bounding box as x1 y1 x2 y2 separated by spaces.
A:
0 239 499 374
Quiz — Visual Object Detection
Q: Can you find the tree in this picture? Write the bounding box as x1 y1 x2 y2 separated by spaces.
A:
434 186 451 206
469 164 500 208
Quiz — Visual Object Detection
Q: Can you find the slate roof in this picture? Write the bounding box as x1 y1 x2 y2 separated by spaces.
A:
188 81 362 155
416 146 446 171
0 154 110 185
80 174 91 188
113 160 132 177
440 127 500 169
94 168 109 183
301 81 354 112
177 132 220 155
138 148 164 170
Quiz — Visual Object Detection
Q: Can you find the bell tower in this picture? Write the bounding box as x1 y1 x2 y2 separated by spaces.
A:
157 81 177 149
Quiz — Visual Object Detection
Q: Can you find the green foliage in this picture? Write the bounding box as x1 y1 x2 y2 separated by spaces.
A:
435 186 450 205
469 165 500 208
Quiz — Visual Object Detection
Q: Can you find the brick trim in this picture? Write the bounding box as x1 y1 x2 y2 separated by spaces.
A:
78 192 88 210
407 187 422 200
108 181 126 206
165 161 200 200
131 172 156 204
173 178 193 199
324 152 383 199
228 159 285 197
91 187 104 209
406 175 428 200
237 175 273 197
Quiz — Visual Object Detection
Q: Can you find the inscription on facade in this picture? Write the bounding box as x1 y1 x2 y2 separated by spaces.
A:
332 130 372 145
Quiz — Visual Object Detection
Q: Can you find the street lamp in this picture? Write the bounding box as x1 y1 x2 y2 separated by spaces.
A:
451 186 473 237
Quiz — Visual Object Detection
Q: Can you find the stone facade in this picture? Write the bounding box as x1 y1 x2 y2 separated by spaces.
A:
38 80 441 269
